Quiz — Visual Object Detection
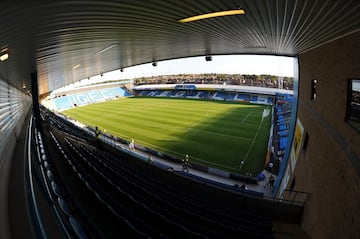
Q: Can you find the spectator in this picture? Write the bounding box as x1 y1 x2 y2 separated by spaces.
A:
182 154 189 173
95 126 101 148
267 161 274 173
148 156 154 164
240 183 248 190
267 174 275 188
129 138 135 150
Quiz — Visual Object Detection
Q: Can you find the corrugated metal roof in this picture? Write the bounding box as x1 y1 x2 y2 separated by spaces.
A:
0 1 359 94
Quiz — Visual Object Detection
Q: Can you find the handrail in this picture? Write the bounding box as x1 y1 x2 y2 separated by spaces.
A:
26 115 75 238
25 115 47 238
33 127 73 238
98 129 309 207
48 109 308 211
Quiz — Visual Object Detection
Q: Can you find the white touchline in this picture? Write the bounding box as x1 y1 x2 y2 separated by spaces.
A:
239 109 266 170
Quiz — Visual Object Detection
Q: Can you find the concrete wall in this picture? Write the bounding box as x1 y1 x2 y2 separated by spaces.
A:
0 78 32 238
295 32 360 238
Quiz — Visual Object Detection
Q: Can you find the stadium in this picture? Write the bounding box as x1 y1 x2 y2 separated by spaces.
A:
0 1 360 239
44 80 292 178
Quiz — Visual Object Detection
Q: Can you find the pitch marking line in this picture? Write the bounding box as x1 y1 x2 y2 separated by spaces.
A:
238 109 266 170
186 111 252 141
241 112 251 123
187 111 210 129
190 128 252 141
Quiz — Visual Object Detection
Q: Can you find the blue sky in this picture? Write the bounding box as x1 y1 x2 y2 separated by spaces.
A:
67 55 295 89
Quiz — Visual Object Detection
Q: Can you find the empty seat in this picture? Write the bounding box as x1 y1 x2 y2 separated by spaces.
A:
69 217 88 239
51 181 62 197
58 197 72 216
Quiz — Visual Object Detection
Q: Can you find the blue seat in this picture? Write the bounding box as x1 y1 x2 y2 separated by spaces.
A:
279 124 286 131
256 172 266 181
51 181 62 197
58 197 72 216
54 97 73 111
69 217 88 239
47 169 55 181
44 161 51 170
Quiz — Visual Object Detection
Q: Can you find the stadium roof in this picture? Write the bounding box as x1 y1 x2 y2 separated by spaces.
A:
1 1 360 95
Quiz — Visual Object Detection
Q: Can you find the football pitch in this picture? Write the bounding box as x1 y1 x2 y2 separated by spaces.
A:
62 97 271 175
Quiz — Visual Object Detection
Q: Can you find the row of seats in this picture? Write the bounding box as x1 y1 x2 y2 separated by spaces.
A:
30 119 101 238
52 129 211 238
273 95 293 155
53 87 131 111
37 102 277 238
76 136 273 238
264 93 294 175
78 144 272 231
41 105 93 141
136 90 274 105
48 128 148 238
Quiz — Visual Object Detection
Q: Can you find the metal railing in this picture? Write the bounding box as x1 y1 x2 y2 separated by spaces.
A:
99 129 309 208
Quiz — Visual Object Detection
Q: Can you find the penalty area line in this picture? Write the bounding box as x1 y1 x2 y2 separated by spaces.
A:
239 116 264 170
241 112 251 124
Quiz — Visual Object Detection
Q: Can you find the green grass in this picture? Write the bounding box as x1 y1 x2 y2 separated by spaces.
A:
62 97 271 175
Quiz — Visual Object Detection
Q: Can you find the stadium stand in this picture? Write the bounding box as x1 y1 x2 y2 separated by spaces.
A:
211 92 228 100
185 91 201 99
26 105 307 239
53 87 131 111
110 87 131 97
50 83 290 184
28 115 103 238
37 84 302 238
250 95 258 103
53 97 73 111
267 93 294 174
70 93 91 105
235 94 251 102
36 106 277 238
135 89 274 105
